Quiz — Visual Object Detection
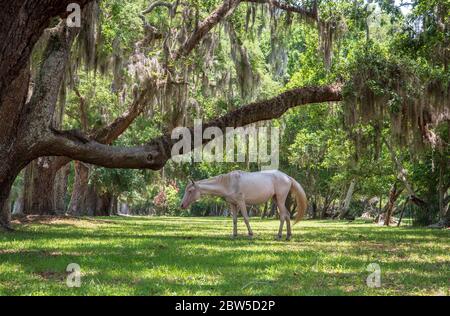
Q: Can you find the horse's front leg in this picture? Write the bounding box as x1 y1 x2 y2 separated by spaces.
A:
230 203 238 238
238 202 254 237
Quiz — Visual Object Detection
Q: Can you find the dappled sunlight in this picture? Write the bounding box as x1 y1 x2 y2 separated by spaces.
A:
0 217 448 295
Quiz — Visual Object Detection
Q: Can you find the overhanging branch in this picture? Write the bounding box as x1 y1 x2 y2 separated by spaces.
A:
46 84 342 170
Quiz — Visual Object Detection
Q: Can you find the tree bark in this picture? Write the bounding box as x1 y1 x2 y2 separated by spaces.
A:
339 179 356 220
22 159 60 215
174 0 241 59
0 1 93 101
67 162 90 216
54 164 70 213
384 139 428 213
383 182 404 226
0 160 27 230
110 195 118 216
95 193 112 216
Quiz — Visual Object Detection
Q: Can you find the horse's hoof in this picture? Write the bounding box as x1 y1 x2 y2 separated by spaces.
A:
248 234 254 239
286 235 292 241
275 235 282 241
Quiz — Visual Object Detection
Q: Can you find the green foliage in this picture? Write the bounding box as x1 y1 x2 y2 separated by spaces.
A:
153 181 183 216
35 0 448 225
100 0 145 55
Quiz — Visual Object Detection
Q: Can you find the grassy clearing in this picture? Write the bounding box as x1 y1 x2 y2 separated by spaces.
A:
0 216 448 296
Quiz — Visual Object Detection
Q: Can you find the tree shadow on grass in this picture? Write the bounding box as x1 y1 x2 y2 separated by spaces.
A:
0 217 448 295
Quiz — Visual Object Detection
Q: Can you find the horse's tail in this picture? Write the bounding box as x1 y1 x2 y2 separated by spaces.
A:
289 177 307 225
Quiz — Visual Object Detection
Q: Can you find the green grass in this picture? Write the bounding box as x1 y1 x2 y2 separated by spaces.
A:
0 216 448 296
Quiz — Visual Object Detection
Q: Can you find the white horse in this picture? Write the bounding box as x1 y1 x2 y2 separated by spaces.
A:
180 170 307 240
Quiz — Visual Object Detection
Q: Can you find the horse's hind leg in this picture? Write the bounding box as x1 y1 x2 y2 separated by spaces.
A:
285 213 292 241
277 216 285 240
276 192 291 240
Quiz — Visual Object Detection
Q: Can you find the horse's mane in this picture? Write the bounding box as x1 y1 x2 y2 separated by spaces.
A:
199 171 245 186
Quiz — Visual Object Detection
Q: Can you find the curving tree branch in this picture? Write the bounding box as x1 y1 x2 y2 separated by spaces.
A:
174 0 242 59
46 84 343 170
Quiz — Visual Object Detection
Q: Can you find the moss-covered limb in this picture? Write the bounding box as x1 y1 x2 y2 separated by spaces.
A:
174 0 242 60
46 84 342 170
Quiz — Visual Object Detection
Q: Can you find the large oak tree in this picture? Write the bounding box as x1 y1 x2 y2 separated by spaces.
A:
0 0 342 229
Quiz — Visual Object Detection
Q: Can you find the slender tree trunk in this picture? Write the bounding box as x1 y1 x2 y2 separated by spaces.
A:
383 182 403 226
339 179 356 219
311 199 318 219
397 199 409 227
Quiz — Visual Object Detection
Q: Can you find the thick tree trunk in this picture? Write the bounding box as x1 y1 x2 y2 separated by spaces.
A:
22 157 70 215
54 164 70 213
0 160 26 230
67 162 90 216
110 195 118 216
85 185 98 216
22 159 61 215
0 185 13 230
95 193 112 216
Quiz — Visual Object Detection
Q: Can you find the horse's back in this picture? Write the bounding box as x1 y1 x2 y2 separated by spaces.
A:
228 170 290 184
226 170 291 204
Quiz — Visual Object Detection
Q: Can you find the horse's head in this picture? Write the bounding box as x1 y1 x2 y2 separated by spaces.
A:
180 179 201 209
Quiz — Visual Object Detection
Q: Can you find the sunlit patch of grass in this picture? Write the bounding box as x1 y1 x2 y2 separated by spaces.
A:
0 216 449 296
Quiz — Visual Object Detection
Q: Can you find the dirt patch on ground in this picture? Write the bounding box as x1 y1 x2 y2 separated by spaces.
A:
35 271 67 281
0 249 64 256
11 215 115 228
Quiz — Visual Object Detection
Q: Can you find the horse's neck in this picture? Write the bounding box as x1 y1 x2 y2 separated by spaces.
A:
198 177 227 197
